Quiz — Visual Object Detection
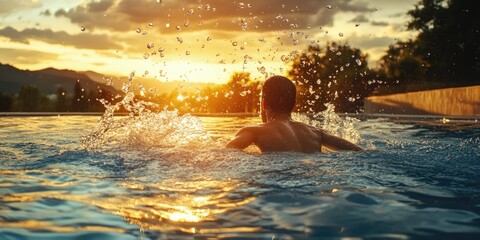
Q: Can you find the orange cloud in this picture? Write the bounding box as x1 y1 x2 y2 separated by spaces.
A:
0 27 123 50
52 0 376 33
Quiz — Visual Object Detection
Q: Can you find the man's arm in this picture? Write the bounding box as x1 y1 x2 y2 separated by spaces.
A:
226 127 255 150
320 130 363 151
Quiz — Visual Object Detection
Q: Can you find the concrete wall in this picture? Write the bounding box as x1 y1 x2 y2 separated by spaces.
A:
364 85 480 116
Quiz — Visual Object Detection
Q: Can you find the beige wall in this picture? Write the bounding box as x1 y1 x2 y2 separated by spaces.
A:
365 86 480 116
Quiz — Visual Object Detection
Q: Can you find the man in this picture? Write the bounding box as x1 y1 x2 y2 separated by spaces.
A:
226 76 362 153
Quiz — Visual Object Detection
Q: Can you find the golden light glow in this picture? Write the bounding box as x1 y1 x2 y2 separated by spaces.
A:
0 1 418 84
1 170 257 234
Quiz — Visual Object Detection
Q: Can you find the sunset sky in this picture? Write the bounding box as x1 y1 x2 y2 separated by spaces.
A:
0 0 418 84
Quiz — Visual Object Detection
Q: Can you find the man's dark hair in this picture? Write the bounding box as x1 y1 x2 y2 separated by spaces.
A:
262 76 296 113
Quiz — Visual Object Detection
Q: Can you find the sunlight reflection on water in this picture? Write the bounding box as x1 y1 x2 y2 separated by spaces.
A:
0 116 479 239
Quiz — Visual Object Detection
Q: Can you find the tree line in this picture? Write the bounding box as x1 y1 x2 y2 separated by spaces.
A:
0 82 113 112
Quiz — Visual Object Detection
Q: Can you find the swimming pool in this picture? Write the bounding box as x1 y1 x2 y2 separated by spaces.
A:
1 113 479 239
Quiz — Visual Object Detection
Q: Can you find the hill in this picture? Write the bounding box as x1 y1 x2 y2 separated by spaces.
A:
0 64 117 96
82 70 218 95
0 64 217 97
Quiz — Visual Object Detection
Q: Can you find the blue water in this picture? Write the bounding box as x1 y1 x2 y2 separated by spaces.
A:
1 115 479 239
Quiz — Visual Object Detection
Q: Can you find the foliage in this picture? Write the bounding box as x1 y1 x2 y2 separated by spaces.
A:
180 72 261 113
407 0 480 83
0 92 13 111
288 43 376 113
13 85 53 112
55 87 69 112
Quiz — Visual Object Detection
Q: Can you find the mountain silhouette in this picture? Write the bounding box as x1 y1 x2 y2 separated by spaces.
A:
0 63 216 96
0 63 117 95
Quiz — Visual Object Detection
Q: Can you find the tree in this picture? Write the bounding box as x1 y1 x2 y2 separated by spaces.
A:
377 40 429 92
13 85 53 112
15 85 42 112
288 43 376 113
407 0 480 83
55 87 68 112
224 72 260 113
71 81 88 112
0 92 13 111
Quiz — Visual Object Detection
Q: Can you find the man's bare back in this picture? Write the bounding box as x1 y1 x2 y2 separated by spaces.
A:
226 118 362 153
226 75 362 153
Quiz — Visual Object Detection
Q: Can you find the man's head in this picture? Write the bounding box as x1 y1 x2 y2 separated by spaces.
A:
261 76 296 118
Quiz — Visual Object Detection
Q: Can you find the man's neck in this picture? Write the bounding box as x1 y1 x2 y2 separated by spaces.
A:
267 112 291 122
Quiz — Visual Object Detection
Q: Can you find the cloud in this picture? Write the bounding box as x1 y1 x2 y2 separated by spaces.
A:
389 12 405 18
0 27 123 50
371 21 389 27
0 0 41 15
346 34 394 49
335 0 376 12
349 15 369 23
0 47 58 65
40 9 51 16
52 0 379 33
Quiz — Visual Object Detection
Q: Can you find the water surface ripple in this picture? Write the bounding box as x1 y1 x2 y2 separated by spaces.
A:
0 116 479 239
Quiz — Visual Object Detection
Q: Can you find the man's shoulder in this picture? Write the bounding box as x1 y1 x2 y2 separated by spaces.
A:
235 125 264 136
291 121 322 131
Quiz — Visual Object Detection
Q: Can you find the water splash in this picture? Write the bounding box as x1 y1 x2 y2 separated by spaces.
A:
81 74 214 151
292 103 361 144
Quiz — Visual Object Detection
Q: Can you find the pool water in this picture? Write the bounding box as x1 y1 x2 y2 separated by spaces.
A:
0 114 479 239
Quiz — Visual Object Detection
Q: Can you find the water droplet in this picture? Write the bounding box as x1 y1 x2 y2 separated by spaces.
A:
356 59 362 66
184 20 190 27
80 26 86 31
258 66 266 73
176 25 181 31
293 39 300 45
135 28 141 33
165 23 170 28
339 32 344 37
240 46 245 50
147 43 154 49
355 23 360 27
186 51 190 55
148 22 154 27
207 36 212 41
143 53 149 59
238 2 245 8
232 41 238 46
326 5 332 10
177 36 183 44
187 9 194 14
158 47 164 52
336 52 342 56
